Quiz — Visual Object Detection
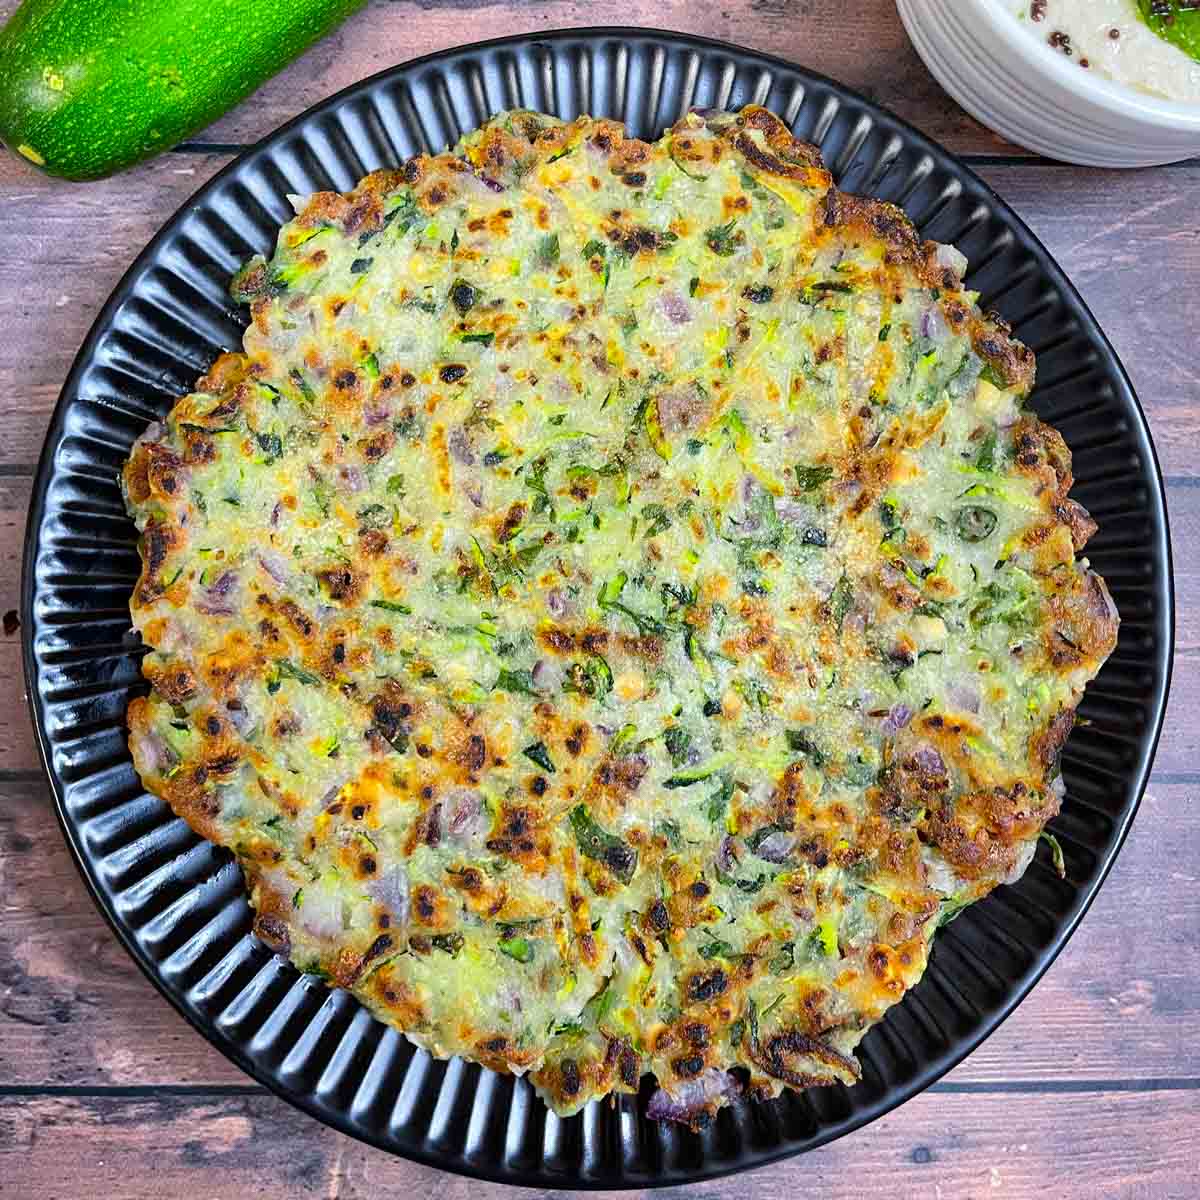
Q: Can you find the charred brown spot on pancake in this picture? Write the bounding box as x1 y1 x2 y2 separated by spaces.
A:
922 776 1055 881
1034 708 1075 774
821 190 921 264
495 500 527 543
646 898 670 933
629 929 653 966
414 802 442 849
878 744 950 824
359 528 390 557
608 223 670 257
579 628 609 654
749 1027 860 1089
617 634 663 661
485 804 545 865
359 429 395 462
341 190 385 237
672 1053 706 1079
252 912 291 955
686 968 728 1004
467 733 487 771
740 105 825 166
1011 416 1075 505
1046 570 1119 665
449 865 485 895
734 129 794 177
1056 499 1097 551
142 521 175 579
769 762 806 829
278 599 315 640
318 565 364 605
974 319 1036 396
369 680 414 750
183 429 217 464
205 751 240 777
412 884 440 925
148 664 197 704
122 444 153 505
539 626 575 654
560 1058 581 1097
145 443 185 500
340 933 394 987
271 711 301 738
618 1041 639 1088
592 754 648 798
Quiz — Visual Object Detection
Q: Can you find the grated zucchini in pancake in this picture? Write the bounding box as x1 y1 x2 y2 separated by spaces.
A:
122 107 1118 1127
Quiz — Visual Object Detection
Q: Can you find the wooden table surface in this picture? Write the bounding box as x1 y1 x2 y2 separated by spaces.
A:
1 2 1196 1196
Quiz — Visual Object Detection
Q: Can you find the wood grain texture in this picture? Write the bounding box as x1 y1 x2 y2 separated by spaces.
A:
0 0 1013 161
979 166 1200 483
1 772 1195 1088
0 7 1195 1188
0 478 33 769
1 1088 1197 1199
0 153 236 471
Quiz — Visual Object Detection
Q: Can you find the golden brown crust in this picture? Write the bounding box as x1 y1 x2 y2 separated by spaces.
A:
974 315 1037 395
119 103 1115 1127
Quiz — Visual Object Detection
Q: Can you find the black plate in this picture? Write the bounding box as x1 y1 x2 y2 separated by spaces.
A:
21 28 1173 1187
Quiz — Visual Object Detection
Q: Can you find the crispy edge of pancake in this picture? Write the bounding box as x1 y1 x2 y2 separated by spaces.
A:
121 104 1117 1128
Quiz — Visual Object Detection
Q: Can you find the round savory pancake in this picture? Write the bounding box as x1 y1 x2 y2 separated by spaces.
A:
121 106 1117 1127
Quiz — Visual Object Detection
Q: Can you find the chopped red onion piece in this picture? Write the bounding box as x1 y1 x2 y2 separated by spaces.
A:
366 865 410 928
132 727 171 774
646 1069 743 1124
658 290 692 325
934 241 968 278
881 703 914 736
753 831 795 863
775 498 818 527
337 464 366 493
912 744 946 775
448 425 476 466
258 553 289 586
195 570 239 616
715 835 738 874
446 788 489 845
920 305 949 342
656 384 710 434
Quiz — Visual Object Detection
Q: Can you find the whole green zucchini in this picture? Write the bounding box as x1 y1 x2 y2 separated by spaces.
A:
0 0 367 180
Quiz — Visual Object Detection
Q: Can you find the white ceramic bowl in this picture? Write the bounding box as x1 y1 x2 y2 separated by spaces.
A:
897 0 1200 166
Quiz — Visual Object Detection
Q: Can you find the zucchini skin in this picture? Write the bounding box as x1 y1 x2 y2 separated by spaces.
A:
0 0 367 180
